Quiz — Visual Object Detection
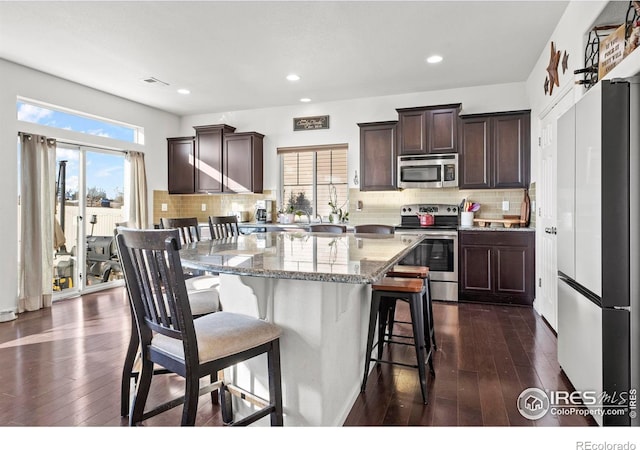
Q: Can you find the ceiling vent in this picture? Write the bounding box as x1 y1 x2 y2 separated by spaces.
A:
141 77 169 86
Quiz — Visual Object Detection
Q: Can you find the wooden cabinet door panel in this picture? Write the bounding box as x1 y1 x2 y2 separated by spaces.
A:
461 245 492 292
492 114 530 188
194 124 236 193
460 118 490 188
359 121 396 191
224 134 253 193
495 246 527 294
398 111 427 154
429 108 458 153
195 128 224 193
223 132 263 193
167 137 195 194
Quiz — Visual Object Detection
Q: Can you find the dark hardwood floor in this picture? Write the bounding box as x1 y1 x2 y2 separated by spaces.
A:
0 287 595 427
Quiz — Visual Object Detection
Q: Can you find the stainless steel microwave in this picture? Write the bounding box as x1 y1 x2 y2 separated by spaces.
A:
397 153 458 189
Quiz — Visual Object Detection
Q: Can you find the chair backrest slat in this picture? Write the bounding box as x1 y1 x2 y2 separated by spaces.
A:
208 215 240 239
160 217 201 244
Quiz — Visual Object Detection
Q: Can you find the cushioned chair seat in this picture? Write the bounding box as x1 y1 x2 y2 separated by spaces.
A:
153 311 282 363
183 288 220 316
185 275 220 291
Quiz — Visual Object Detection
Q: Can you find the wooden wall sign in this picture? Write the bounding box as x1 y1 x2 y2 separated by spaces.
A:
293 115 330 131
599 24 626 79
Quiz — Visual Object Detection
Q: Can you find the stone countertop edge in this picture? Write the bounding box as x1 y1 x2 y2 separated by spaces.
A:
181 236 423 284
458 226 535 232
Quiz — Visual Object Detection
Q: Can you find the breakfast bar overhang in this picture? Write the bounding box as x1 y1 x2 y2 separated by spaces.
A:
180 231 423 426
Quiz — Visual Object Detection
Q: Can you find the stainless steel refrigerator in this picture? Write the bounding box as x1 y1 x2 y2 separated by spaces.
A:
556 78 639 426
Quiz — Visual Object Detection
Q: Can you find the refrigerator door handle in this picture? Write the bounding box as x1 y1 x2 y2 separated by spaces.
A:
612 305 631 312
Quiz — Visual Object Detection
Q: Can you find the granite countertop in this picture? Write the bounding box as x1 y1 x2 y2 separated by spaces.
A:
180 231 422 284
458 225 535 232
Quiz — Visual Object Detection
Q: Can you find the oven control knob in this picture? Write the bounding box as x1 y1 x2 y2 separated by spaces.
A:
407 207 411 212
452 207 457 213
447 207 451 212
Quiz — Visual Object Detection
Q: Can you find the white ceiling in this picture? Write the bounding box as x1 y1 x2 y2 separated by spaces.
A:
0 1 570 116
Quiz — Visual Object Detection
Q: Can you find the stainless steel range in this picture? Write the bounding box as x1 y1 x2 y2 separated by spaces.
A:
394 204 459 302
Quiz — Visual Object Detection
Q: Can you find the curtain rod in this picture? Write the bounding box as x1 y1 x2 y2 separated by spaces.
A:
18 132 138 154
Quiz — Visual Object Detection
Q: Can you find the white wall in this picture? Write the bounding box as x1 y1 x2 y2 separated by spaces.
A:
525 0 609 183
0 59 180 316
180 82 530 193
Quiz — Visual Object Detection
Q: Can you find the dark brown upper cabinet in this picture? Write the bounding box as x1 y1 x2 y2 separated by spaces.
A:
358 120 397 191
223 132 264 193
396 104 461 155
193 124 236 193
459 110 530 189
167 136 196 194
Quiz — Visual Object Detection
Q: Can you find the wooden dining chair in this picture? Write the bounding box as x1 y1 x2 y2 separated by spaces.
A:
308 224 346 233
160 217 202 244
116 228 284 426
354 224 395 234
119 221 219 417
208 215 241 239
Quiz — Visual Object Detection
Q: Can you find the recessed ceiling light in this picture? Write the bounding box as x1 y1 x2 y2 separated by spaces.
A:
426 55 443 64
300 98 311 103
286 74 301 81
177 88 191 95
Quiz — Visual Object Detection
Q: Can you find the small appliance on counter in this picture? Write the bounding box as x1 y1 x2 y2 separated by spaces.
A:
233 211 251 223
255 200 273 223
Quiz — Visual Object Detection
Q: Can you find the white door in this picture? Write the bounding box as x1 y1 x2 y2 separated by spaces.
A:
537 91 574 331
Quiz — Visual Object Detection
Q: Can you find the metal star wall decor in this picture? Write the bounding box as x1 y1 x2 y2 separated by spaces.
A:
562 51 569 74
546 41 561 95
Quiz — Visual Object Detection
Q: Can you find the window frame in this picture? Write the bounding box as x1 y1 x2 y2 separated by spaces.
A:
16 97 144 144
278 144 349 218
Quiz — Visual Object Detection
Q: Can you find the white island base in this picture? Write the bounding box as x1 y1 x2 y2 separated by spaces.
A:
218 273 374 426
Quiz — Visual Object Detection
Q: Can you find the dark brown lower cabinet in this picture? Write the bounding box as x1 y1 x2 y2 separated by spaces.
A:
459 230 535 306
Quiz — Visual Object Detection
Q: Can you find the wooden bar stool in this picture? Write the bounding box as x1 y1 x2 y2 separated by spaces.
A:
361 276 431 404
386 265 437 353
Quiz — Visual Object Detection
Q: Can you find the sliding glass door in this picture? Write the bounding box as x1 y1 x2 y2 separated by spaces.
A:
53 144 125 298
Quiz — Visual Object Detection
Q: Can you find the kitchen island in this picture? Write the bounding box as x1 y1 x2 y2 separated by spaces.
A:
180 231 423 426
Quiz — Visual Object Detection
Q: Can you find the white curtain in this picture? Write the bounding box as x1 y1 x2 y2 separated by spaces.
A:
18 133 56 312
125 151 148 229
